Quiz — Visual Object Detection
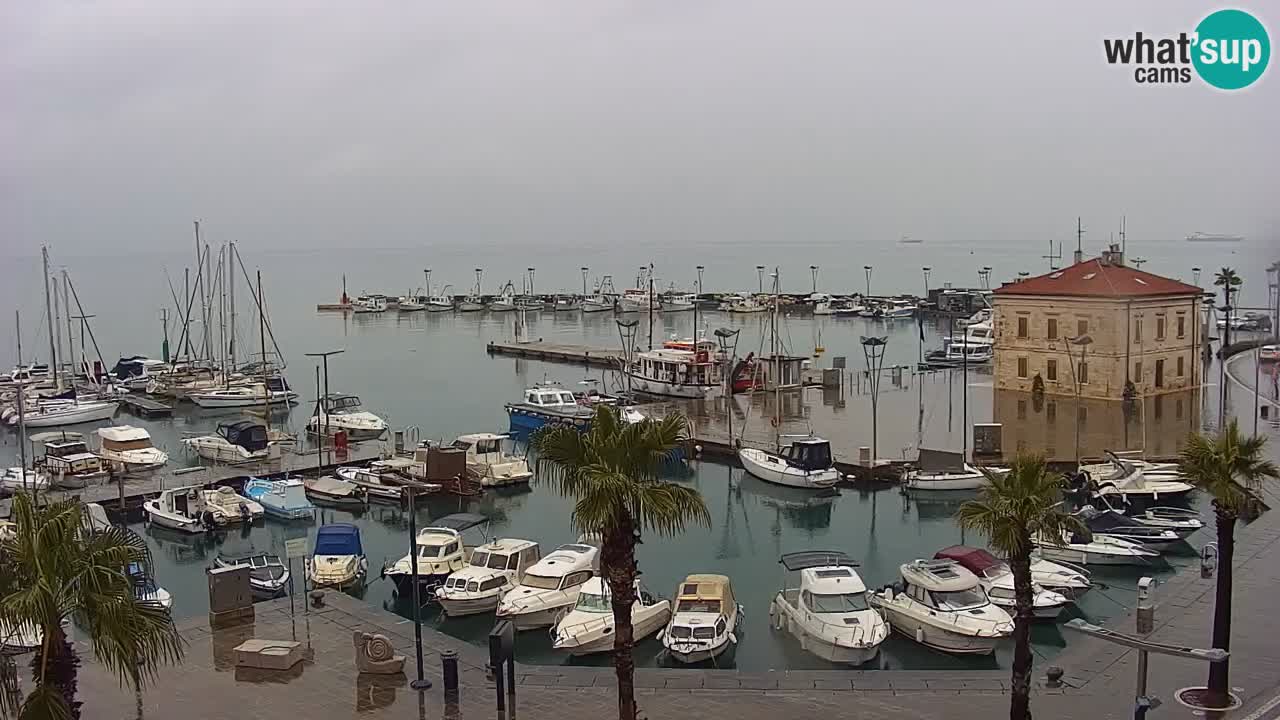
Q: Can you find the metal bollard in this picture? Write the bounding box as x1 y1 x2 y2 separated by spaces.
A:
441 649 459 693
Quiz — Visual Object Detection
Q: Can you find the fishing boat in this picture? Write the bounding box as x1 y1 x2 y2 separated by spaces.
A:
505 386 596 435
934 546 1071 619
34 435 109 487
661 293 697 312
425 292 455 312
182 420 271 463
489 283 518 312
811 294 862 316
213 553 291 599
659 574 742 664
242 477 315 520
1 467 49 495
307 394 389 441
96 425 168 471
769 551 888 664
903 450 1000 491
552 295 583 312
383 513 490 595
352 295 387 313
553 578 671 656
201 486 264 524
397 295 426 311
1074 506 1183 550
452 433 533 486
626 347 721 399
307 523 368 589
722 294 767 313
436 538 542 617
303 475 367 508
7 397 118 427
1033 530 1159 566
457 270 488 312
189 382 297 408
496 542 600 630
875 299 917 319
871 559 1013 655
143 485 217 534
335 466 405 501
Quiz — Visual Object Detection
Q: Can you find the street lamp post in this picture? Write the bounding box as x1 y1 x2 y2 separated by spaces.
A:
809 265 819 294
864 266 873 297
861 336 888 468
1065 335 1094 466
581 267 588 296
922 266 931 298
616 320 639 397
979 266 992 291
304 349 345 464
527 267 535 296
404 484 432 691
756 265 765 294
1192 267 1202 287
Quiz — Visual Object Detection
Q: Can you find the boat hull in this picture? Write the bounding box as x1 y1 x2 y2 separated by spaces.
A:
626 373 713 399
581 302 613 313
905 473 988 491
143 503 206 534
556 610 669 656
878 607 1002 655
438 594 502 618
506 405 593 436
1035 545 1154 566
663 638 733 664
738 448 839 490
15 402 119 427
497 604 571 631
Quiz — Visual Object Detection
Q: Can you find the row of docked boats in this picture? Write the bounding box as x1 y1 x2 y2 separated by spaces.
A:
1 426 170 495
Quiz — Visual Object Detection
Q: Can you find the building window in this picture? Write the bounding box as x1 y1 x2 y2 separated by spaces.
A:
1017 400 1027 420
1177 314 1186 338
1134 361 1142 383
1077 318 1088 337
1078 362 1088 384
1046 358 1058 381
1177 355 1185 376
1047 318 1058 340
1155 358 1165 388
1156 316 1166 340
1017 316 1029 339
1017 357 1029 378
1134 317 1143 343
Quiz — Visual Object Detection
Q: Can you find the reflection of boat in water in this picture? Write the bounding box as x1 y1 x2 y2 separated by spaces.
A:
736 470 839 531
145 522 227 563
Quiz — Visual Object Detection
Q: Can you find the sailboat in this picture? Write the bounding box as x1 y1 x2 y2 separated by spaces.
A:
737 270 840 490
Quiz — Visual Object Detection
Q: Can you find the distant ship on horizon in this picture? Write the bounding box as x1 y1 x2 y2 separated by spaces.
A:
898 234 923 244
1185 231 1244 242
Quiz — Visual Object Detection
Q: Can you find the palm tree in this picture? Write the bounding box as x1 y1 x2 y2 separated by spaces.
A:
1213 267 1242 347
0 494 184 720
1177 421 1279 708
955 455 1083 720
532 406 710 720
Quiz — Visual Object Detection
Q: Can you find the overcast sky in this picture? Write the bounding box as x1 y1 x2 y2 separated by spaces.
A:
2 1 1276 258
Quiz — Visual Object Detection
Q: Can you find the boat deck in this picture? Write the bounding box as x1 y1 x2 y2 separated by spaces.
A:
486 340 624 368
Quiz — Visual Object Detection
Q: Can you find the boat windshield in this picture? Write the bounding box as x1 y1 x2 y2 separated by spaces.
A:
807 591 870 613
417 541 458 558
930 586 989 611
668 626 692 639
575 591 610 613
470 551 489 567
676 599 720 613
692 627 716 639
521 573 561 590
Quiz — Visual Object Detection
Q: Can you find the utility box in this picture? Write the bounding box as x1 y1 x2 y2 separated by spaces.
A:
973 423 1002 456
208 565 254 628
426 446 467 481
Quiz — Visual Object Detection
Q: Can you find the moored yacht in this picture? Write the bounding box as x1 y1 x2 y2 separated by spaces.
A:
307 523 368 589
934 546 1070 619
307 393 388 440
34 435 108 487
189 382 297 409
495 542 599 630
769 551 888 664
143 485 216 534
1033 530 1160 566
383 513 489 595
182 420 271 464
871 559 1013 655
659 574 742 664
436 538 542 617
96 425 168 471
7 397 119 427
452 433 533 486
505 386 595 436
243 477 315 520
626 347 721 399
904 450 1002 491
739 437 840 490
1077 453 1194 501
660 293 696 312
553 578 672 656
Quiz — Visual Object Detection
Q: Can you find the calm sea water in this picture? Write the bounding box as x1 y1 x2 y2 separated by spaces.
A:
1 244 1269 670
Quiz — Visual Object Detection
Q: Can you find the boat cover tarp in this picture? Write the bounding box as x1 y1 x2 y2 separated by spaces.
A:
787 440 833 471
428 512 489 532
314 524 363 556
220 421 268 452
779 550 855 571
918 448 965 473
934 545 1001 574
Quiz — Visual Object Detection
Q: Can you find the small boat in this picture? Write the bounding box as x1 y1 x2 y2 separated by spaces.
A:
182 420 271 464
452 433 533 486
0 363 50 387
1124 505 1204 539
243 477 315 520
617 288 660 313
739 438 840 490
581 276 616 313
352 295 388 313
96 425 168 471
189 382 297 409
397 296 426 311
303 475 367 508
201 486 264 524
505 386 596 436
903 450 1001 491
811 294 862 316
722 294 767 313
127 563 173 611
7 397 119 427
552 296 583 312
214 553 290 599
553 578 672 656
110 357 170 391
335 466 404 501
143 485 217 534
436 538 542 617
1027 553 1093 599
871 559 1013 655
307 523 368 589
626 347 721 399
659 574 742 664
489 285 518 312
383 513 489 595
1075 506 1182 550
457 295 488 312
1078 453 1194 501
1033 530 1160 566
934 546 1071 619
424 290 455 312
1 467 49 495
496 542 600 630
876 299 917 320
660 293 697 312
307 393 389 441
769 551 888 664
36 435 109 487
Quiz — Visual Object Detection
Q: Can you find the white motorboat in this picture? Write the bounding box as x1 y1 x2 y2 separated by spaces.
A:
1075 506 1183 550
1 467 49 495
125 563 173 611
243 477 315 520
7 398 118 427
335 466 404 501
452 433 533 486
1260 344 1279 362
0 363 50 387
96 425 168 471
660 293 697 312
769 551 888 665
182 420 271 463
189 382 297 408
436 538 542 617
722 294 767 313
1027 553 1093 599
1033 530 1160 566
384 513 489 595
1126 506 1204 539
659 574 741 664
871 559 1013 655
110 357 170 391
811 294 862 316
934 546 1070 619
904 450 1003 491
876 299 917 319
143 486 216 534
201 486 264 524
214 553 291 599
1080 453 1194 501
496 542 600 630
307 523 368 589
618 288 660 313
352 295 387 313
553 578 672 656
626 347 721 399
739 438 840 490
308 393 388 441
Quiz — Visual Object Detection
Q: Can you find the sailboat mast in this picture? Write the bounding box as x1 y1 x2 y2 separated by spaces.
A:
218 246 228 387
258 270 269 432
42 247 57 384
61 271 74 376
647 264 654 351
228 241 237 368
14 312 28 475
773 269 781 450
52 272 63 385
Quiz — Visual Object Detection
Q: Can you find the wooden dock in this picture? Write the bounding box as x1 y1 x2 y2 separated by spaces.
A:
316 303 353 312
119 394 174 418
486 340 623 368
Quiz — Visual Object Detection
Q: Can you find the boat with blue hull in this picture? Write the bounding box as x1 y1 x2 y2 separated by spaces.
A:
243 477 315 521
505 386 595 436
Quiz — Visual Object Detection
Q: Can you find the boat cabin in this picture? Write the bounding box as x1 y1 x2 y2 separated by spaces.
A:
218 421 268 452
467 538 540 574
320 394 365 414
39 438 106 478
893 559 991 612
453 433 511 462
778 551 871 609
97 426 155 454
520 387 580 410
781 439 834 471
519 543 599 590
634 349 720 386
313 524 363 558
933 546 1007 581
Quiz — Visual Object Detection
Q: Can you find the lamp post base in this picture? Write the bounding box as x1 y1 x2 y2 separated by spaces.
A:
411 678 434 691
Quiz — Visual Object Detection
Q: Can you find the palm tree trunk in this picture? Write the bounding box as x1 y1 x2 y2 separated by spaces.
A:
602 516 639 720
1206 505 1236 706
1008 549 1035 720
31 624 80 719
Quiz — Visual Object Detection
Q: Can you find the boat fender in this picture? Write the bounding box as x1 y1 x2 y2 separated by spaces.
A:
799 632 806 651
915 627 924 644
728 632 737 646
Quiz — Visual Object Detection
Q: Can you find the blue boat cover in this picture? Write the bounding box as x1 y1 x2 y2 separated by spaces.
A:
313 523 363 556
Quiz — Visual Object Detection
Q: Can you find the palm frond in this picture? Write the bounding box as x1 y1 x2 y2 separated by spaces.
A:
956 454 1079 558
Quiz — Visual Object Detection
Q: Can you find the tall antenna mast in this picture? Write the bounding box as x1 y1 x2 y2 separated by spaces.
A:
1120 215 1127 255
1074 217 1085 264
